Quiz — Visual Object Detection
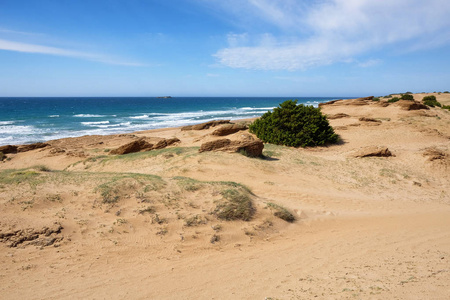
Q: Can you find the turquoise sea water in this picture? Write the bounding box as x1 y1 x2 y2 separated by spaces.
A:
0 97 350 146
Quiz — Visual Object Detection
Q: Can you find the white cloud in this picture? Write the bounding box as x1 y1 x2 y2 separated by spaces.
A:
212 0 450 70
358 59 382 68
0 38 144 66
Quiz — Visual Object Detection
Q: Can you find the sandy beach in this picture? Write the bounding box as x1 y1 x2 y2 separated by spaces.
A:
1 93 449 299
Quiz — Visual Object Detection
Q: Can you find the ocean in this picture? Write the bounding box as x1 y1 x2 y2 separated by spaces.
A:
0 96 348 146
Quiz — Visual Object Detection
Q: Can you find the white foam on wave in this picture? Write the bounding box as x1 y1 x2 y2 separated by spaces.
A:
49 115 60 118
243 106 272 110
130 115 149 119
73 114 107 118
0 124 39 135
0 121 15 125
81 121 110 126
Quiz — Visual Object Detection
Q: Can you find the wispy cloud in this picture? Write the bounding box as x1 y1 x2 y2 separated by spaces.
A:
211 0 450 70
0 38 144 66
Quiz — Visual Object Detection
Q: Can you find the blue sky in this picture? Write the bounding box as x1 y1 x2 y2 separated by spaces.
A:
1 0 450 97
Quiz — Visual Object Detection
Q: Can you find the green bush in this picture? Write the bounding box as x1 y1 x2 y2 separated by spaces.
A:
372 97 380 102
0 151 5 161
387 97 400 103
401 94 414 100
249 100 338 147
422 95 442 107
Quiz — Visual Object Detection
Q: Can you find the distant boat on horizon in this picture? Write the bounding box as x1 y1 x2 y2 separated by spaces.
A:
157 96 172 99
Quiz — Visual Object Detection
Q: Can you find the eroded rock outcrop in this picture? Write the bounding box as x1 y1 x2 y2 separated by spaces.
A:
18 142 49 153
181 120 231 131
326 113 350 119
0 222 63 248
211 124 247 136
395 100 429 111
109 137 180 155
0 145 18 154
353 146 394 158
199 134 264 157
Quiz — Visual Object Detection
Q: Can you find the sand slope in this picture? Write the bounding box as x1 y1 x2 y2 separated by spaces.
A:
1 93 449 299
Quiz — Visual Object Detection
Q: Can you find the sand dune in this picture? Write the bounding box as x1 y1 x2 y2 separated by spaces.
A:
1 93 449 299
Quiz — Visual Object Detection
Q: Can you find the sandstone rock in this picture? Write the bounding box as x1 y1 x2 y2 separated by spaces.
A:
152 138 180 150
359 117 381 123
327 113 350 119
319 97 373 107
395 100 429 111
199 139 232 152
211 124 247 136
110 137 180 155
199 134 264 157
319 100 341 107
17 142 49 153
109 138 153 155
422 148 447 161
0 145 18 154
181 120 231 131
353 146 393 158
0 223 63 248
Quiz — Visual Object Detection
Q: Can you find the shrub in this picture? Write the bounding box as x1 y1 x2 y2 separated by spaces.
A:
400 94 414 100
213 188 254 221
422 95 442 107
387 97 400 103
442 105 450 111
372 97 380 102
249 100 338 147
267 203 295 222
0 151 5 161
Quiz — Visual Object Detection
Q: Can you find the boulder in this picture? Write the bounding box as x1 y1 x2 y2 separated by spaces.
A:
109 137 180 155
319 97 373 107
109 138 153 155
181 120 231 131
211 124 247 136
17 142 49 153
152 138 180 150
395 100 429 111
327 113 350 119
199 134 264 157
199 139 232 152
422 148 447 161
353 146 393 158
359 117 381 123
0 145 18 154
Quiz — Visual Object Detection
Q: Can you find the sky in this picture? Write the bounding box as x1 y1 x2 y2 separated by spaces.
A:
1 0 450 97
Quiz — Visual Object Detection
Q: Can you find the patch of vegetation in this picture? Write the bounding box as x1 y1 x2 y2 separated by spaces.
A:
442 105 450 111
210 234 220 243
46 193 62 202
96 173 165 204
184 214 207 227
173 176 203 191
0 151 5 161
387 97 400 103
152 214 167 225
249 100 338 147
422 95 442 107
138 206 156 215
400 94 414 100
266 203 296 222
102 147 196 163
0 169 41 185
33 165 52 172
213 188 255 221
372 97 380 102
